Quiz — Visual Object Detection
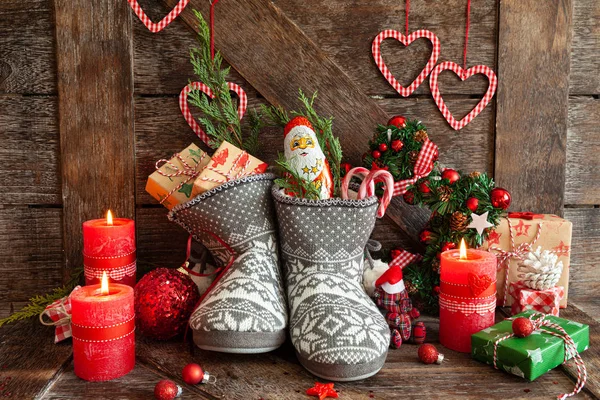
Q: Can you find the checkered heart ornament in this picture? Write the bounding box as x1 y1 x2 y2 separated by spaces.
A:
127 0 189 33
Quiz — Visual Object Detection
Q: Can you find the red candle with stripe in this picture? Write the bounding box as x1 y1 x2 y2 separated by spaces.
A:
71 273 135 381
439 239 497 353
82 210 136 287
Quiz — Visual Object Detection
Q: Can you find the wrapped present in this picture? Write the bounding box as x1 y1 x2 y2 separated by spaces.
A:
192 141 268 196
471 311 588 391
146 144 210 210
509 281 564 317
481 212 572 308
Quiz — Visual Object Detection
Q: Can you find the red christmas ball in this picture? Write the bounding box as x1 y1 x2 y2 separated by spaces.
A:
135 268 200 340
420 230 433 243
466 197 479 212
182 363 205 385
418 180 431 194
418 344 444 364
512 317 534 338
433 286 441 294
154 380 181 400
372 150 381 159
403 190 415 205
391 139 404 152
378 143 388 152
388 115 407 129
491 188 512 210
441 242 457 252
441 169 460 184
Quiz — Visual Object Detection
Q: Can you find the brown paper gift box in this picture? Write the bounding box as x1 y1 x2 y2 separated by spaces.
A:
481 213 572 308
192 141 268 196
145 143 210 210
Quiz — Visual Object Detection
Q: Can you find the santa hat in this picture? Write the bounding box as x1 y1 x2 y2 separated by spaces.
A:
284 116 314 138
375 265 406 295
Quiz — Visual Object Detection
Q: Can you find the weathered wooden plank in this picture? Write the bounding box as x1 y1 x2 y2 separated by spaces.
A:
0 206 63 317
0 95 61 204
54 0 136 278
495 0 572 216
274 0 498 96
0 0 56 94
570 0 600 95
565 97 600 205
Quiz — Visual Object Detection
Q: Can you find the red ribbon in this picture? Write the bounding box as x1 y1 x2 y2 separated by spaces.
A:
72 316 135 342
440 280 496 299
210 0 221 61
389 248 422 269
507 211 544 220
83 250 136 270
393 139 438 196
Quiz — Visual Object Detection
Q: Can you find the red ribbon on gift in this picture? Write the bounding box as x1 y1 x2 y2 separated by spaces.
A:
155 151 209 204
393 139 438 196
71 316 135 343
508 212 544 220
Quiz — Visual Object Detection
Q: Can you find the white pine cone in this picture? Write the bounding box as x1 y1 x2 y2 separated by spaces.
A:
517 246 563 290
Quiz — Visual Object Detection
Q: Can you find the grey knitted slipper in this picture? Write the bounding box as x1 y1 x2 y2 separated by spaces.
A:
169 174 287 353
272 185 390 381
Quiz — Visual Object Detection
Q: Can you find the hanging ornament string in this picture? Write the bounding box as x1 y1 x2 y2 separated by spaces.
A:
463 0 471 69
405 0 410 36
210 0 221 61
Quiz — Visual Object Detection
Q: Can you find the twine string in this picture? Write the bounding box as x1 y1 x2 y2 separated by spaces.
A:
155 152 208 204
210 0 221 60
405 0 410 36
463 0 471 69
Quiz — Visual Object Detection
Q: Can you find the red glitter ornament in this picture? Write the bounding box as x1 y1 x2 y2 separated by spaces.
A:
372 150 381 159
306 382 339 399
418 344 444 364
418 180 431 193
466 197 479 212
420 230 433 243
135 268 200 340
378 143 388 152
391 139 404 152
388 115 407 129
512 317 534 338
403 190 415 205
441 169 460 184
182 363 213 385
441 242 457 252
491 187 511 210
154 379 182 400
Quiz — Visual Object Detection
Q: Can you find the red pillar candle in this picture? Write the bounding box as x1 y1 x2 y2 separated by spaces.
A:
70 275 135 381
82 210 136 287
439 240 497 353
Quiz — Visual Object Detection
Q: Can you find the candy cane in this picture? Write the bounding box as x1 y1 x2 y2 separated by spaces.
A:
361 169 395 218
341 167 374 199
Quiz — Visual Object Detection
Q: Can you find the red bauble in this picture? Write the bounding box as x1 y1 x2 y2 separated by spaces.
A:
441 242 457 252
135 268 200 340
378 143 388 152
403 190 415 205
391 139 404 152
441 169 460 184
418 180 431 194
372 150 381 159
491 188 512 210
418 344 444 364
420 230 433 243
182 363 205 385
154 380 181 400
388 115 407 129
433 286 441 294
512 317 534 338
466 197 479 212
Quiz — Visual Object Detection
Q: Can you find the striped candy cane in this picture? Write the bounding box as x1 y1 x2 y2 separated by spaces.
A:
341 167 374 199
360 169 395 218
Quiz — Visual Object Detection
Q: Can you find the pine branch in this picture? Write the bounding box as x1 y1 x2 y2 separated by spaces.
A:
260 104 290 127
274 153 321 200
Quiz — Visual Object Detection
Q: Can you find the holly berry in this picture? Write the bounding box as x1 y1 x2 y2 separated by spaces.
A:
441 169 460 184
491 188 512 210
420 230 433 243
388 115 407 129
372 150 381 159
154 380 181 400
418 180 431 194
433 286 441 294
182 363 205 385
403 190 415 205
512 317 534 338
441 242 457 252
418 344 444 365
378 143 388 152
466 197 479 212
391 139 404 152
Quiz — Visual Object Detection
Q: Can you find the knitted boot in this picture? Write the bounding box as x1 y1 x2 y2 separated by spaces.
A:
272 186 390 381
169 174 287 353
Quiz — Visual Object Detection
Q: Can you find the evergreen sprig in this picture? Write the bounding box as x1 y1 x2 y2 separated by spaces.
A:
274 153 322 200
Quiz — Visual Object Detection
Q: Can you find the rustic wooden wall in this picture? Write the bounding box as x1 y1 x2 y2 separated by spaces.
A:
0 0 598 319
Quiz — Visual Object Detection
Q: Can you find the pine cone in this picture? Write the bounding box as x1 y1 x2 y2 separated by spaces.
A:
405 281 418 296
414 129 429 143
517 246 564 290
469 171 482 179
437 185 453 202
409 151 419 164
450 211 468 232
431 259 440 273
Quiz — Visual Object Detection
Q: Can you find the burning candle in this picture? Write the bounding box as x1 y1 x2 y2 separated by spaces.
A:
439 239 497 353
82 210 136 287
71 272 135 381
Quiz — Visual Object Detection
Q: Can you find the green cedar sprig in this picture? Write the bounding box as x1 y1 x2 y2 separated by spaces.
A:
274 153 322 200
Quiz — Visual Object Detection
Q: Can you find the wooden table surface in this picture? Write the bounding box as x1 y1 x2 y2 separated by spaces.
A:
1 305 598 400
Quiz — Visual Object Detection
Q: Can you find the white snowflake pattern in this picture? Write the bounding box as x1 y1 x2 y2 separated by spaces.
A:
526 348 544 364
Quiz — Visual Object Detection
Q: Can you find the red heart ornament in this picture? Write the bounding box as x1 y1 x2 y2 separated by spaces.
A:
127 0 189 33
179 82 247 147
372 29 441 97
468 273 493 297
429 61 497 131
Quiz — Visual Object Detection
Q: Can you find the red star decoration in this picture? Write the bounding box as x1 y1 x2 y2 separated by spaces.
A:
513 220 530 237
552 241 571 255
487 230 502 245
306 382 339 400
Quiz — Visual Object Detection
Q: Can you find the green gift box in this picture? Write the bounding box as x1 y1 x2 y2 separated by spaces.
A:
471 311 589 381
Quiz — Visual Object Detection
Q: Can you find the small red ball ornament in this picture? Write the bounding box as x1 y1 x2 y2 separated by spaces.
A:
182 363 213 385
466 197 479 212
403 190 415 205
441 169 460 184
378 143 388 152
512 317 534 338
490 187 511 210
420 230 433 243
433 286 441 294
391 139 404 152
418 180 431 194
441 242 457 252
388 115 407 129
418 344 444 364
154 380 182 400
372 150 381 159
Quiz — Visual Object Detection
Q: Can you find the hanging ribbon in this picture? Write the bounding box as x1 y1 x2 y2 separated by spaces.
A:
210 0 221 60
392 139 438 196
405 0 410 36
463 0 471 69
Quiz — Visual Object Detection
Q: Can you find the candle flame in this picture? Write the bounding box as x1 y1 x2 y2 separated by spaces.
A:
106 210 113 226
459 238 468 260
101 271 109 295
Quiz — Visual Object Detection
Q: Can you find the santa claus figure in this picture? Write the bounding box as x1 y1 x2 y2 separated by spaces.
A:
373 264 421 349
283 116 333 199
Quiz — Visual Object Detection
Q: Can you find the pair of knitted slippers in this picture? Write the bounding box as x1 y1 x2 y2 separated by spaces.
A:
169 174 390 381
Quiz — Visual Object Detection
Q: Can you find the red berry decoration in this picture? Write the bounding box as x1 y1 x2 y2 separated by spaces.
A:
391 139 404 152
418 344 444 364
512 317 534 338
154 379 182 400
372 150 381 159
403 190 415 205
433 286 441 294
466 197 479 212
378 143 388 152
418 180 431 194
441 242 456 252
491 187 512 210
420 230 433 243
388 115 407 129
441 169 460 184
